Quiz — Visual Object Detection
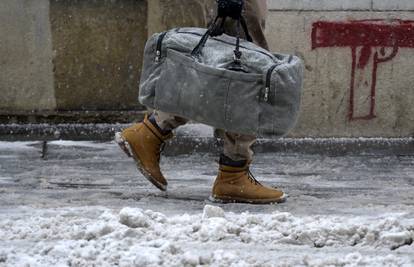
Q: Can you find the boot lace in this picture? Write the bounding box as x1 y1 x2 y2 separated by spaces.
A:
247 169 262 186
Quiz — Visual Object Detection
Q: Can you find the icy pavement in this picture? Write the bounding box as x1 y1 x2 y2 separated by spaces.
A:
0 140 413 266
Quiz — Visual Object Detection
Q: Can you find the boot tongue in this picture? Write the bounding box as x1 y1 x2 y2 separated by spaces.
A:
219 154 247 168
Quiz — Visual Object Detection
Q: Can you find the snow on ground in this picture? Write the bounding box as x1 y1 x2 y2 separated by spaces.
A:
0 141 39 151
0 140 413 266
48 140 112 149
1 205 413 267
174 124 214 137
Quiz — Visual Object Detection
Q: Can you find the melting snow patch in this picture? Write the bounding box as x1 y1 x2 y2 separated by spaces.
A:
48 140 110 149
0 141 39 151
174 124 214 137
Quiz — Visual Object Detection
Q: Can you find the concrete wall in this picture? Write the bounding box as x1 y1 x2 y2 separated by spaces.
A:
267 0 414 137
50 0 147 110
0 0 56 111
147 0 215 36
0 0 413 137
0 0 147 112
0 0 214 114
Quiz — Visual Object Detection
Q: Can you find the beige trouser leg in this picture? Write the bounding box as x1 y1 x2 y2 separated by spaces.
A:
154 110 256 161
153 0 267 162
222 131 256 161
153 110 189 131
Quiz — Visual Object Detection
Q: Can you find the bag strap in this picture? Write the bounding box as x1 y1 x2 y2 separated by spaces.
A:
233 19 242 64
239 16 253 42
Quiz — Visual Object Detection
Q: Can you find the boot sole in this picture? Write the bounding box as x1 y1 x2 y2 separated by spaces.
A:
115 132 167 191
209 193 287 205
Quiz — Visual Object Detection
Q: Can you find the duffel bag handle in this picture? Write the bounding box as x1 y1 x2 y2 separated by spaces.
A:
191 13 252 66
190 17 218 59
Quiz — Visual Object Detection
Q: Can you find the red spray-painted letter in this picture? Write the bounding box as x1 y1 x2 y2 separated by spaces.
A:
312 19 414 121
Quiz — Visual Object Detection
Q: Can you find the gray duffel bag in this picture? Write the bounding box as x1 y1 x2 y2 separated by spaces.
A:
139 27 303 137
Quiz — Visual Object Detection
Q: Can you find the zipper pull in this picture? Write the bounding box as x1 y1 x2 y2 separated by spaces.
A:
155 50 161 62
155 31 168 63
264 87 270 102
264 63 279 103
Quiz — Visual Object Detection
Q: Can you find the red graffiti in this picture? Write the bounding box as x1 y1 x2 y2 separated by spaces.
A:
312 19 414 121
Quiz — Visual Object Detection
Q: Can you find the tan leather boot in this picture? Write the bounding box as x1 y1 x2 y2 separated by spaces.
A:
115 115 173 191
211 161 286 204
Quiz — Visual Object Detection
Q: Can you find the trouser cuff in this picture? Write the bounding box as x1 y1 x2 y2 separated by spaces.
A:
148 113 172 135
219 154 248 167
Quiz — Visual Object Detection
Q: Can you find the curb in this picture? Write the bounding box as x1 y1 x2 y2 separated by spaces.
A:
1 124 413 156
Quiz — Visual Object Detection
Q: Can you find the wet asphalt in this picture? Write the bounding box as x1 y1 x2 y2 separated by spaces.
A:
1 140 413 217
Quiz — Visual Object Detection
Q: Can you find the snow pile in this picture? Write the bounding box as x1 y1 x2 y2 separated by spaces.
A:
119 207 152 228
202 205 225 219
0 206 413 266
302 252 408 267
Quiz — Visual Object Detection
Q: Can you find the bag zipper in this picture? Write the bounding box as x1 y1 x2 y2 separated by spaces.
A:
155 31 168 62
176 29 275 61
154 29 279 103
154 29 274 62
264 64 279 102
